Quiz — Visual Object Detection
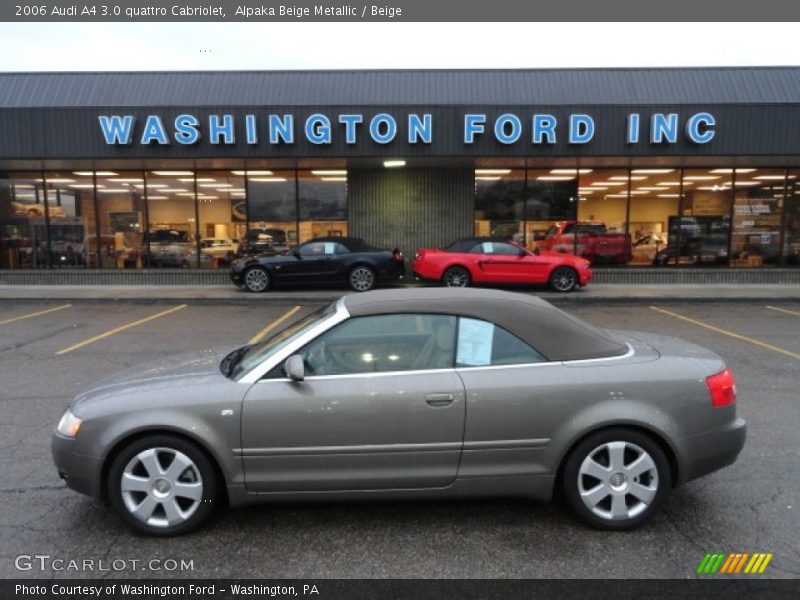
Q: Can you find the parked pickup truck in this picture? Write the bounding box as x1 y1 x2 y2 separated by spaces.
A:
535 221 632 264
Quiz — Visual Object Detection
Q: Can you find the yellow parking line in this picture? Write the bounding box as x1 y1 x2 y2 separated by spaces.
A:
650 306 800 361
766 305 800 318
249 305 301 344
0 304 72 326
55 305 187 355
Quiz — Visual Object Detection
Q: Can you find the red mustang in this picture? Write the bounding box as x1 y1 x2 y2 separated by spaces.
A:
413 237 592 292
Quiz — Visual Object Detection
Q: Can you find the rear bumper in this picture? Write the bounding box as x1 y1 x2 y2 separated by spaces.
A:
676 417 746 484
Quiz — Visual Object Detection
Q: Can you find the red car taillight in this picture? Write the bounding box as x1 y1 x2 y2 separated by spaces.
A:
414 251 422 261
706 368 737 408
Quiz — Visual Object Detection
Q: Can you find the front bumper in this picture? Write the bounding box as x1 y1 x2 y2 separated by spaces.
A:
676 417 747 484
230 270 244 286
52 432 104 500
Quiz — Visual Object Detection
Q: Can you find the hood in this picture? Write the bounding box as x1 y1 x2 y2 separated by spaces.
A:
70 345 239 415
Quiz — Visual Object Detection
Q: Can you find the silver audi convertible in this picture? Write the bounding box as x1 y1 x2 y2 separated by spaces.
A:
52 289 746 535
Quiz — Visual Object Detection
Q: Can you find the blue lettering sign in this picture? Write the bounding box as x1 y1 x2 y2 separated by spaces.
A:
464 114 486 144
245 114 258 144
408 114 432 144
140 115 169 145
369 113 397 144
306 114 332 144
209 114 235 144
532 115 557 144
685 112 716 144
627 113 640 144
651 113 679 144
174 114 200 145
569 114 594 144
269 115 294 144
98 115 135 145
338 114 363 144
494 114 522 144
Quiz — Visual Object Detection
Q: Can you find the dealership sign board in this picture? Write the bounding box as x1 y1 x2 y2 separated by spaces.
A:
98 111 717 147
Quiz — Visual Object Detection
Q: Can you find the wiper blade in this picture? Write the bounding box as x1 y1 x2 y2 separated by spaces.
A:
220 345 250 377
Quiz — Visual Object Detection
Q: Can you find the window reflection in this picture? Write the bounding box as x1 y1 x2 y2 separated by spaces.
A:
731 169 785 266
298 169 348 243
474 169 525 242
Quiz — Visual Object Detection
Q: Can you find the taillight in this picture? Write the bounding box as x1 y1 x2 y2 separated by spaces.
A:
414 251 422 261
706 368 737 408
393 248 404 262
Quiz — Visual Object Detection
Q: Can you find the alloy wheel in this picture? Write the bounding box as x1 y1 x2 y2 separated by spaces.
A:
444 267 469 287
550 267 577 292
120 448 203 528
349 267 375 292
244 268 269 292
577 441 659 521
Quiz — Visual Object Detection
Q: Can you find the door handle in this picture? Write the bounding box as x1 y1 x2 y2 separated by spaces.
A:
425 393 455 407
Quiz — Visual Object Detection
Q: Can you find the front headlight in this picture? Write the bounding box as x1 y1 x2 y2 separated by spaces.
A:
56 409 82 437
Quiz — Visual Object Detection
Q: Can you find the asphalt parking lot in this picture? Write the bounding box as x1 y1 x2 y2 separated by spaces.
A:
0 298 798 579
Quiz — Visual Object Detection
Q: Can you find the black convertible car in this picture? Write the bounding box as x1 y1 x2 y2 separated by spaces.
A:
231 237 406 292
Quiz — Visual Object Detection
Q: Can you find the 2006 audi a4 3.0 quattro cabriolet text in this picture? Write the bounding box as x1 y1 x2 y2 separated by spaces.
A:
52 288 745 535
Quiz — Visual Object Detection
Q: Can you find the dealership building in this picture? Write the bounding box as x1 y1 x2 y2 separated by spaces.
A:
1 67 800 281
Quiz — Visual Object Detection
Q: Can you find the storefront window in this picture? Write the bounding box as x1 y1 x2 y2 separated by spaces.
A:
94 171 146 269
0 172 45 269
144 171 197 268
731 168 785 267
298 169 348 244
246 170 297 255
785 171 800 266
196 171 245 268
525 169 578 249
474 169 525 242
674 168 733 266
43 171 95 268
576 169 629 265
628 168 679 266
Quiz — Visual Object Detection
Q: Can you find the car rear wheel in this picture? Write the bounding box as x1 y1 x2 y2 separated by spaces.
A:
549 266 578 293
443 266 470 287
108 435 218 536
562 428 670 530
243 267 270 293
348 266 376 292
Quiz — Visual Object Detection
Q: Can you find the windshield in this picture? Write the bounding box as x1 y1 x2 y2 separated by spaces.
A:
227 303 336 380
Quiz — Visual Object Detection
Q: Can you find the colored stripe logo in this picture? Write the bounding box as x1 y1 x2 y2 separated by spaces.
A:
697 552 773 574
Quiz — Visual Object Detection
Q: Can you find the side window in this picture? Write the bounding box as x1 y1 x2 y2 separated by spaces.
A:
299 314 457 376
456 317 547 367
492 243 522 255
334 242 350 254
298 242 338 256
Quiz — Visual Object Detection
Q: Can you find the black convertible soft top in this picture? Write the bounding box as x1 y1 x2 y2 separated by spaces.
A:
343 288 628 361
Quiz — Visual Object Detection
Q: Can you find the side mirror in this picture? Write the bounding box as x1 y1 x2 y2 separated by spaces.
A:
533 247 541 256
518 248 527 256
284 355 305 381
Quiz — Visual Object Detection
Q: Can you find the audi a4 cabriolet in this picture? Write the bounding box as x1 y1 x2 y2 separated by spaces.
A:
52 288 745 535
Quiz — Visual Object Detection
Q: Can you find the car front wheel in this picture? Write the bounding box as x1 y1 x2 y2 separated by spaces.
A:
562 428 671 530
108 435 218 536
549 266 578 293
243 267 270 292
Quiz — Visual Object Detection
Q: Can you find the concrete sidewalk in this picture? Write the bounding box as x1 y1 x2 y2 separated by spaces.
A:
1 283 800 304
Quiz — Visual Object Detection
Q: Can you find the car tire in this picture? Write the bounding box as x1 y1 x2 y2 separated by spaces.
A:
108 434 219 536
348 265 376 292
243 267 270 293
442 266 470 288
561 428 671 531
549 266 578 293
